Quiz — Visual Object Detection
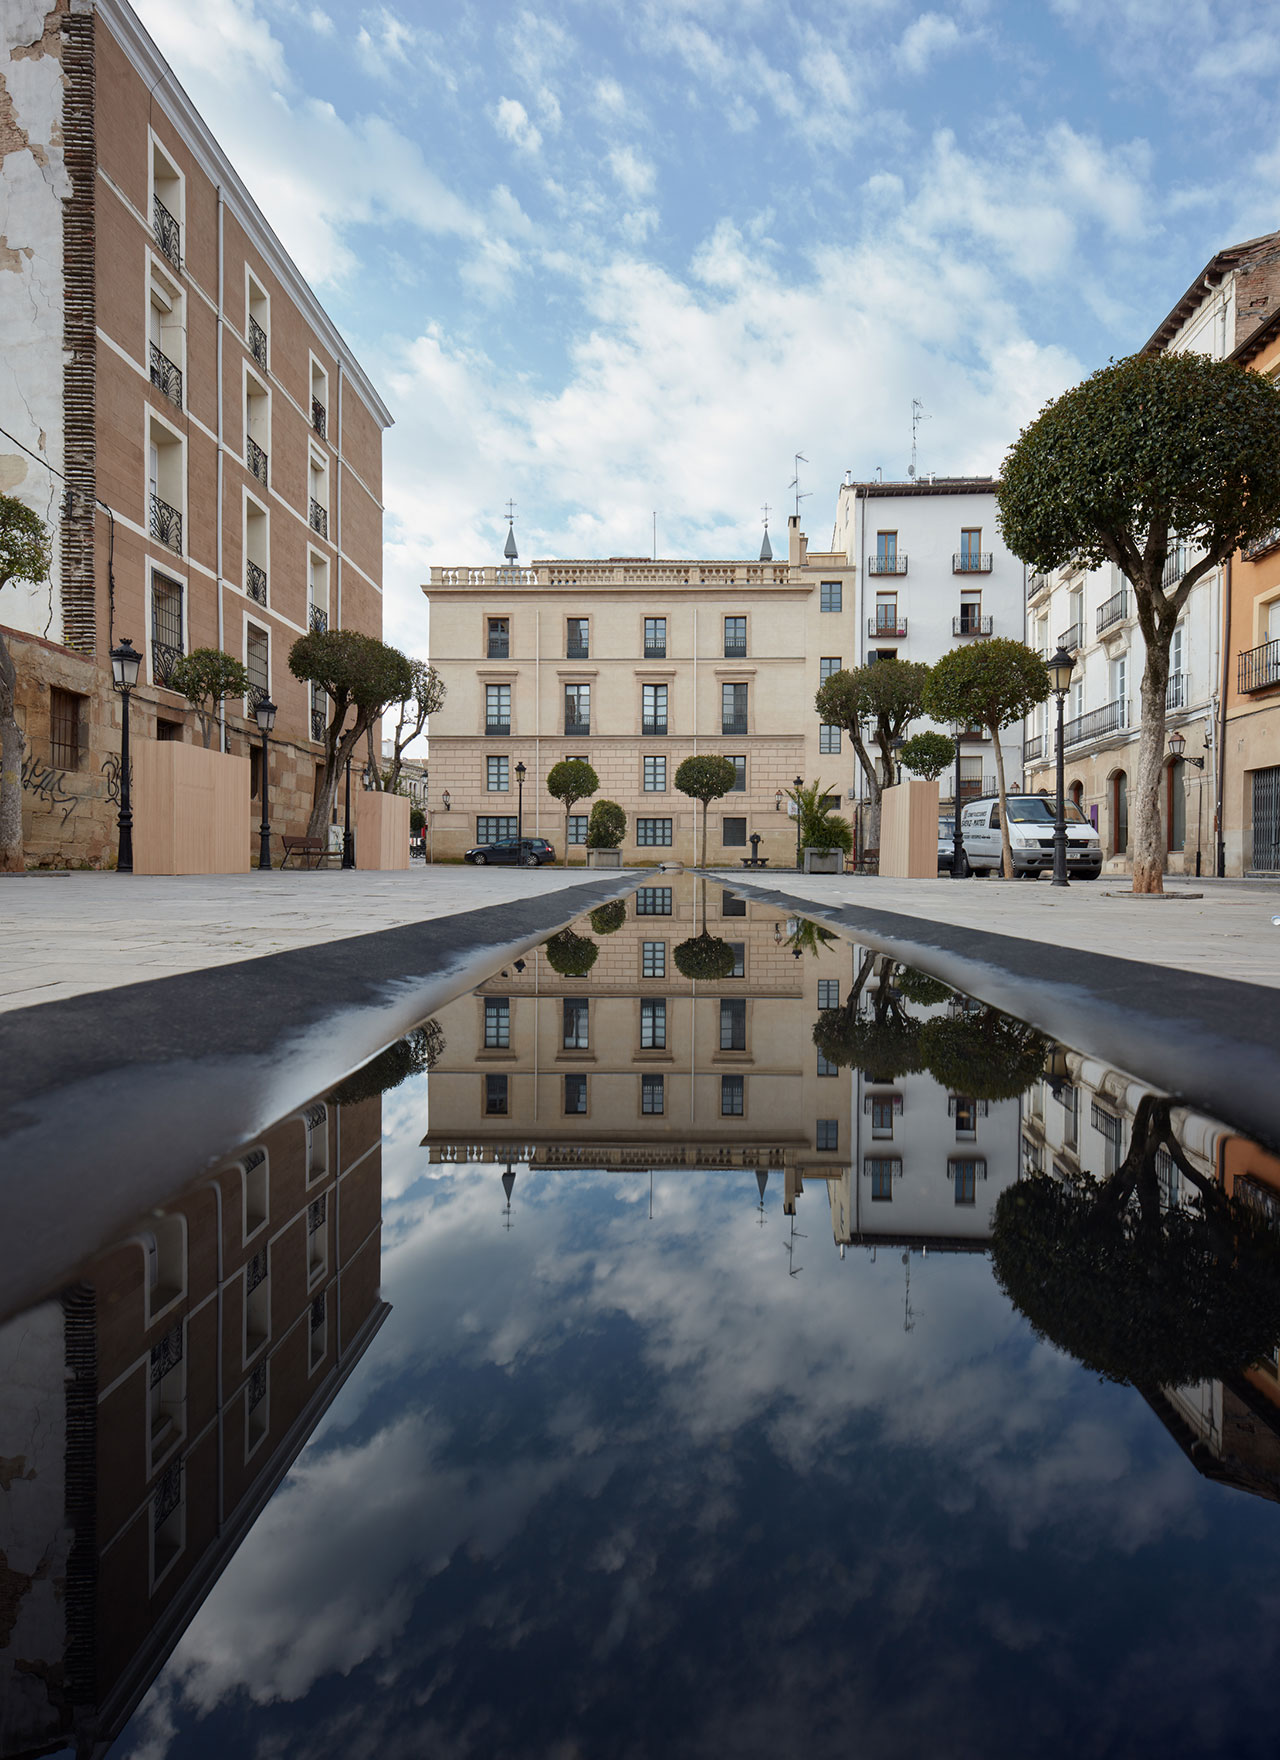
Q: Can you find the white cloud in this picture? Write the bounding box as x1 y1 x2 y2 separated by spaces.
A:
132 0 287 84
896 11 963 74
607 145 657 201
492 94 542 156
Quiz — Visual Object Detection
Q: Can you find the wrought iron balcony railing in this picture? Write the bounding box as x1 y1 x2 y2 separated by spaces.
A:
1245 523 1280 561
150 491 182 553
566 641 590 659
246 683 271 722
487 637 509 658
152 641 183 689
311 397 327 438
311 706 326 742
1162 547 1186 590
153 1457 182 1527
1063 696 1127 747
1023 734 1044 764
1058 622 1081 651
642 718 668 736
721 716 749 736
956 774 998 800
246 560 267 606
868 554 907 575
953 614 993 637
247 436 268 486
1165 670 1186 711
868 616 907 637
723 640 747 658
246 1247 268 1293
1238 637 1280 694
564 717 591 737
643 641 667 658
1096 589 1128 634
309 603 328 634
954 552 992 573
149 342 183 408
1027 572 1051 600
249 315 268 369
309 498 328 539
153 197 181 269
485 718 511 736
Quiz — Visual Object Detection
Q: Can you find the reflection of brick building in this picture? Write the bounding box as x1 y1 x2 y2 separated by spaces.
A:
0 1093 388 1757
424 883 854 1213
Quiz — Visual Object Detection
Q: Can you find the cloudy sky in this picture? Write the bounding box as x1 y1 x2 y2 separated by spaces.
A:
131 0 1280 653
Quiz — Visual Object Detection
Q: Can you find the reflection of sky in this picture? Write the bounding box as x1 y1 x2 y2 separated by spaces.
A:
120 1067 1280 1760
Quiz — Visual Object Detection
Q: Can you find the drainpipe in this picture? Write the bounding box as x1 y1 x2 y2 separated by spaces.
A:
1217 555 1231 876
216 187 225 748
336 366 344 628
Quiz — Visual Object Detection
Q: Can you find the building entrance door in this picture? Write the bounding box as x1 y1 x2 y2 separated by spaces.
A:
1253 765 1280 871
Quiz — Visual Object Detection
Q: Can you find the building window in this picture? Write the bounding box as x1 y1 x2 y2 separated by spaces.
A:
721 1074 744 1116
563 997 589 1050
245 623 269 719
728 756 746 792
958 592 984 634
721 889 746 917
642 940 666 977
485 1074 508 1115
874 593 899 635
819 725 841 754
565 683 590 735
641 998 666 1049
953 1097 978 1137
959 529 983 569
567 814 588 845
151 573 185 690
817 1119 839 1151
566 617 589 659
642 1074 665 1115
487 756 509 792
817 979 839 1010
868 1156 894 1198
722 817 747 847
644 616 666 658
484 997 510 1049
644 755 667 791
635 887 672 915
820 581 842 612
636 817 673 846
819 657 841 682
477 816 518 843
817 1049 838 1077
487 617 509 659
564 1073 588 1114
728 942 745 977
951 1158 982 1205
720 998 746 1050
722 682 748 735
724 615 747 658
876 532 898 566
642 683 667 735
486 684 511 735
49 688 85 770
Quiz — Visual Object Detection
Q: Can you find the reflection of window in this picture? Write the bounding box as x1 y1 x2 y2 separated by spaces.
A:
719 998 746 1050
485 1074 508 1115
728 756 746 791
817 1050 838 1077
635 887 672 915
871 1098 894 1135
641 998 666 1049
951 1158 982 1204
817 979 839 1009
563 997 589 1049
721 890 746 918
484 998 510 1049
817 1119 839 1151
642 940 666 977
642 1074 664 1114
728 942 745 977
953 1097 977 1138
564 1073 587 1114
867 1156 894 1198
721 1074 744 1116
487 617 509 658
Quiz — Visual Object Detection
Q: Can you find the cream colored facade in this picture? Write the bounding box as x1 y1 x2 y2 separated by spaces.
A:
422 517 857 866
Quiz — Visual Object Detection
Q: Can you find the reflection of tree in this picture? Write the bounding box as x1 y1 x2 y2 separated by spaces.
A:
813 954 921 1080
588 899 627 935
992 1095 1280 1389
674 934 737 981
918 1008 1049 1102
326 1020 445 1106
543 929 599 977
892 968 953 1008
785 917 840 959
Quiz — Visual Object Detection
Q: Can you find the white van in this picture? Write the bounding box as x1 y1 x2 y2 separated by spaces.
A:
958 793 1102 880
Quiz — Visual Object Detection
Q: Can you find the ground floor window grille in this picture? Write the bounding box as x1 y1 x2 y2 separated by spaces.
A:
477 816 518 843
49 688 85 770
568 815 588 845
721 1075 744 1116
722 818 747 846
642 1074 664 1114
152 573 185 688
486 1074 508 1115
487 756 509 791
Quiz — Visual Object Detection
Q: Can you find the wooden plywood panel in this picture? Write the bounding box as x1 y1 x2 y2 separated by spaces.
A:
879 778 939 879
133 741 251 874
353 789 411 870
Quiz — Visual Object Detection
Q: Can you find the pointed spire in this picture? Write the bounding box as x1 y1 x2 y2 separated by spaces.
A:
759 501 773 562
756 1168 769 1200
504 498 518 561
501 1168 516 1202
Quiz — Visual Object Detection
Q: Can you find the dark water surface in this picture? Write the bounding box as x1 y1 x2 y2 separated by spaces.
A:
5 879 1280 1760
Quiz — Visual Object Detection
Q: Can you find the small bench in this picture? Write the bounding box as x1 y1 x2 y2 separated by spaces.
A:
281 835 333 869
739 856 770 868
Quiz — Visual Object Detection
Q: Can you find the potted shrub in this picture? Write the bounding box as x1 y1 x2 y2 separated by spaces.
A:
790 779 853 874
585 798 626 867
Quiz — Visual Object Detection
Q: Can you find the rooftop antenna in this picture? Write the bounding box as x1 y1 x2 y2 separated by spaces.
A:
784 1214 806 1278
789 453 810 519
503 499 518 561
759 502 773 563
909 399 929 480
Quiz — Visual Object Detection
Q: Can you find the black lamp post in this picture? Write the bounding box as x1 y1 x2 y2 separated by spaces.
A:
342 753 355 869
254 695 277 871
109 636 142 873
793 775 803 869
950 725 967 879
515 760 527 854
1047 645 1076 888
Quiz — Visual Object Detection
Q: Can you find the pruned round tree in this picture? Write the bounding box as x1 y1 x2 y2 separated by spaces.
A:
812 956 921 1079
589 899 627 935
675 754 738 867
673 932 737 981
586 799 626 849
924 639 1049 878
814 661 930 850
546 759 599 865
997 351 1280 893
170 648 251 750
898 731 955 783
543 928 598 977
0 495 53 873
918 1006 1050 1102
289 630 415 840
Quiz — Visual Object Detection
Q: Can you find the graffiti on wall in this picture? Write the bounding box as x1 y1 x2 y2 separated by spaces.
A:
100 752 130 807
21 753 80 826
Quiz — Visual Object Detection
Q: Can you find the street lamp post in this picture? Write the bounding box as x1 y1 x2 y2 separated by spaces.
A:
793 775 803 870
950 725 967 879
109 637 142 873
254 696 277 871
1047 645 1076 888
342 752 355 869
1167 727 1206 877
515 760 527 856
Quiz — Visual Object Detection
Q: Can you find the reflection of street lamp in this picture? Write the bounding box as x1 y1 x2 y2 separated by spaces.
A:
793 775 803 869
1168 727 1206 877
1046 645 1076 888
109 637 142 874
890 735 905 787
1044 1042 1072 1102
254 695 277 871
442 789 451 810
515 760 527 854
775 788 784 811
950 724 967 880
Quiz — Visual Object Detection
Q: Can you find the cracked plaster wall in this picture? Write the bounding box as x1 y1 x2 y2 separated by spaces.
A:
0 2 69 641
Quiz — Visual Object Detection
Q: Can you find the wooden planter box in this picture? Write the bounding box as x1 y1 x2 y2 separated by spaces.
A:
586 848 623 867
132 740 249 875
353 790 411 870
803 848 842 874
880 778 940 878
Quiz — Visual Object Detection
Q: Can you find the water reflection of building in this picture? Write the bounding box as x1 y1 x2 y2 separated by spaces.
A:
0 1093 389 1758
424 885 855 1216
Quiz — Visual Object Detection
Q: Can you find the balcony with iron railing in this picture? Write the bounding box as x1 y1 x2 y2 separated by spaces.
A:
566 641 590 659
309 498 328 539
149 342 182 408
953 552 992 573
246 683 271 722
311 705 326 741
153 197 181 269
246 560 267 606
956 774 998 800
868 616 908 637
485 718 511 736
1023 734 1044 764
152 641 183 689
1096 588 1128 634
1058 622 1081 651
643 641 667 658
247 436 268 486
868 554 907 575
311 397 327 438
249 315 268 369
1162 547 1187 590
721 716 749 736
1245 523 1280 561
1063 696 1127 747
1166 670 1186 711
1027 572 1051 600
953 614 993 637
564 717 591 737
642 717 668 736
1239 637 1280 694
150 491 182 554
723 640 748 658
309 603 328 634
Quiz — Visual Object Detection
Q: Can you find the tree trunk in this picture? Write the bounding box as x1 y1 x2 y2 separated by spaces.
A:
700 799 708 868
0 629 24 873
305 714 364 841
1132 639 1171 895
365 723 381 790
990 724 1014 879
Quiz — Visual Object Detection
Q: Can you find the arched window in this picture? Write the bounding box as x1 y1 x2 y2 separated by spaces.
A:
1069 780 1083 812
1112 772 1128 855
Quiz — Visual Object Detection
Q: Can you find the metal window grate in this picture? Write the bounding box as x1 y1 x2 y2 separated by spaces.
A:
308 1194 327 1234
309 498 328 539
149 342 183 408
153 1456 182 1530
149 1321 184 1387
311 397 327 438
310 1291 326 1333
247 436 268 486
246 559 267 606
246 1247 268 1293
249 315 268 368
248 1360 267 1411
153 197 181 268
150 492 183 554
49 688 83 770
309 603 328 633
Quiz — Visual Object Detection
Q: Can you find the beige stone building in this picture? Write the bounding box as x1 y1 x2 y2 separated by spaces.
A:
422 517 858 866
1 0 390 867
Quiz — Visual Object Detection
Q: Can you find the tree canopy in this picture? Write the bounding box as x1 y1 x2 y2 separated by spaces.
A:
0 495 54 873
673 932 738 981
382 659 445 794
589 899 628 935
675 754 738 866
170 648 251 748
325 1020 445 1106
815 661 931 847
586 798 626 849
543 929 599 976
917 1007 1050 1101
898 731 955 782
289 630 415 839
546 760 600 865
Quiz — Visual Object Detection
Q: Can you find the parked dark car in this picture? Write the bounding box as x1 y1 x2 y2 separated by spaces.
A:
464 836 557 867
938 817 956 872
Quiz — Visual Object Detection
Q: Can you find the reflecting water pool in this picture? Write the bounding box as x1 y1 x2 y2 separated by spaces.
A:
4 878 1280 1760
